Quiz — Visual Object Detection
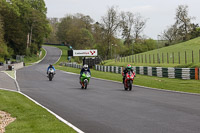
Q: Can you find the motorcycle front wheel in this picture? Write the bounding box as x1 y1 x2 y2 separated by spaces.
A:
124 82 128 91
49 73 53 81
129 80 133 91
84 80 88 89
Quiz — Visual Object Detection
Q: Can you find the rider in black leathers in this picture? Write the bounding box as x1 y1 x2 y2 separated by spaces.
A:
122 64 135 83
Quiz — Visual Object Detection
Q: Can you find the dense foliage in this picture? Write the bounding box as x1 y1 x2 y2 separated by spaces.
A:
0 0 50 61
0 15 7 61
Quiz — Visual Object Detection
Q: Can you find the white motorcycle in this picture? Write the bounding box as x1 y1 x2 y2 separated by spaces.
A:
48 68 55 81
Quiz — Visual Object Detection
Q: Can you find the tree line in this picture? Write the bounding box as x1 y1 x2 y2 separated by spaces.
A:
46 5 200 61
0 0 50 62
45 6 157 60
1 2 199 62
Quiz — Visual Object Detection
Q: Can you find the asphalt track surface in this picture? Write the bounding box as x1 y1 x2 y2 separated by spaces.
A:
17 46 200 133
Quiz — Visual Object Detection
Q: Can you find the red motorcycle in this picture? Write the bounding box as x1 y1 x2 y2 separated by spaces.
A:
123 71 135 91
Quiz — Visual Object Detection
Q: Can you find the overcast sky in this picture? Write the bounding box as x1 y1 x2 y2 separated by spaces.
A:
44 0 200 39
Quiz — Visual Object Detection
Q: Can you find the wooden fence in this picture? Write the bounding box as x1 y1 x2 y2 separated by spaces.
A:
117 50 200 64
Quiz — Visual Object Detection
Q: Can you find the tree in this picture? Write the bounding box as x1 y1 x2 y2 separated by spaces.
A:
175 5 194 41
0 0 49 56
189 23 200 39
45 18 59 43
0 15 8 61
161 5 196 45
78 28 94 49
161 24 179 45
101 6 120 59
57 16 73 44
0 0 27 55
28 0 47 14
24 0 50 50
91 22 105 44
120 11 134 47
57 14 94 49
75 13 94 30
133 13 147 43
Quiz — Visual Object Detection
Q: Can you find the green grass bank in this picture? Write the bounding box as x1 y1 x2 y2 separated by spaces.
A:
105 37 200 68
24 48 46 66
0 90 76 133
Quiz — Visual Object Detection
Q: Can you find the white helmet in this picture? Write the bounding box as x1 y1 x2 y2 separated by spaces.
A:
83 64 88 70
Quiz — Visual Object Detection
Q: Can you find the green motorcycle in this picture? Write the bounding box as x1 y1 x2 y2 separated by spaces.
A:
80 71 91 89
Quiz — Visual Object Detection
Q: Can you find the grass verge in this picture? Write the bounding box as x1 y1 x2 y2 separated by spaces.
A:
24 48 46 66
0 89 76 133
3 70 15 79
56 66 200 94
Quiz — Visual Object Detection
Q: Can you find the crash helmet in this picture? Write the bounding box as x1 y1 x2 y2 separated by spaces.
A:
127 64 132 71
83 64 88 71
50 64 53 67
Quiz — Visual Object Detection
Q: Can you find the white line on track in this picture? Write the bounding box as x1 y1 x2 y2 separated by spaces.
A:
0 86 84 133
17 91 84 133
1 47 85 133
24 47 47 68
0 88 18 92
54 48 62 64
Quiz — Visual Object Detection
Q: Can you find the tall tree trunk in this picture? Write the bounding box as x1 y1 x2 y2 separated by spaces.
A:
30 25 32 46
27 33 29 49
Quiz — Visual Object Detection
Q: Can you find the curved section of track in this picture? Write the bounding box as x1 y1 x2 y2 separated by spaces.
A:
17 46 200 133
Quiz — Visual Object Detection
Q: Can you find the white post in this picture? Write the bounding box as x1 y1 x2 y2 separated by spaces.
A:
156 67 162 77
139 66 144 75
148 67 152 76
168 67 175 78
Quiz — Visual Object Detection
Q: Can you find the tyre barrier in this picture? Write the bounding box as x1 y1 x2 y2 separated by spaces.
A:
60 63 199 80
94 65 199 80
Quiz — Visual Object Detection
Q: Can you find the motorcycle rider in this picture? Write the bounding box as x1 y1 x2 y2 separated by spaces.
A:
122 64 135 84
80 64 91 83
47 64 56 75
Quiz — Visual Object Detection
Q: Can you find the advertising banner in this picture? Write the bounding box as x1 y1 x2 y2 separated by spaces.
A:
73 50 98 56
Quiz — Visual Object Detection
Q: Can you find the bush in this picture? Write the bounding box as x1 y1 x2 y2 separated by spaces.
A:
30 43 38 55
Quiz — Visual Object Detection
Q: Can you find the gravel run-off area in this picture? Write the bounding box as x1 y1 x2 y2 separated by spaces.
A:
0 111 16 133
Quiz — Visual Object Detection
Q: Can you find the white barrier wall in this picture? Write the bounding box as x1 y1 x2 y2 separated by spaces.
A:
148 67 152 76
157 67 162 77
139 66 144 75
104 66 107 72
13 62 24 70
116 66 118 74
182 68 190 80
111 66 114 73
168 68 175 78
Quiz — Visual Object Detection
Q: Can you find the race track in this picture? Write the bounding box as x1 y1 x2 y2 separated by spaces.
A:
17 46 200 133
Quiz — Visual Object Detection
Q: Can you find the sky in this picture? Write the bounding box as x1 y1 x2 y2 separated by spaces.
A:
44 0 200 39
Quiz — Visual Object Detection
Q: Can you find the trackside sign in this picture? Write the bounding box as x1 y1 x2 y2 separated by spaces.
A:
73 50 98 56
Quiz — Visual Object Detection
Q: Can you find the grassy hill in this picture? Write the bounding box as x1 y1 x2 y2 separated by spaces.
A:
104 37 200 68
